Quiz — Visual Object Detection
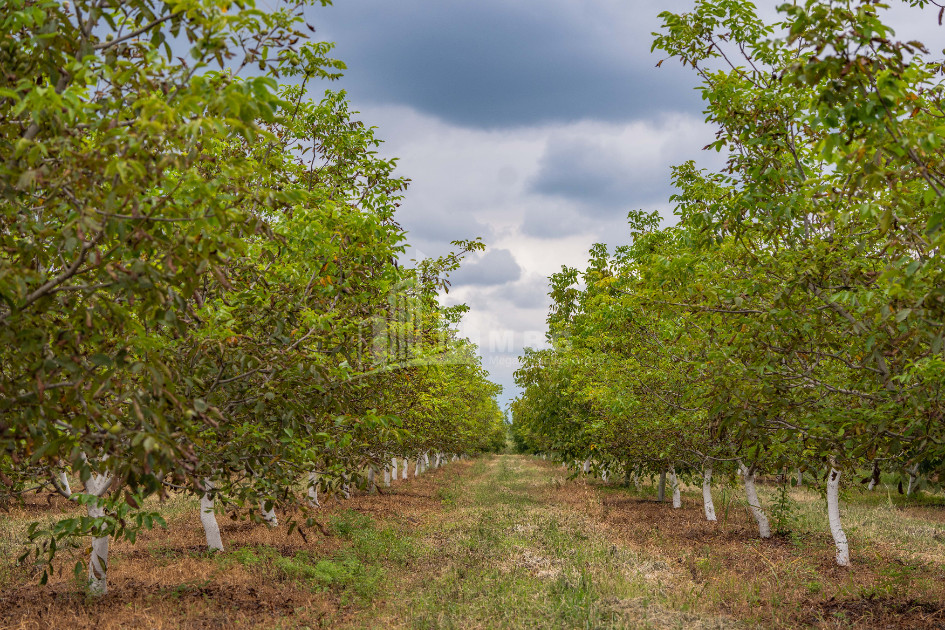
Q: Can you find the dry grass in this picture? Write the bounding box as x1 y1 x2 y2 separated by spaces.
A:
547 464 945 629
0 464 458 630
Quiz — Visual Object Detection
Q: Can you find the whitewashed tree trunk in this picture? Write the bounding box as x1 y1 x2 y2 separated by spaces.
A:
658 470 666 502
634 466 642 492
668 466 681 509
307 471 320 507
452 454 458 462
383 465 391 487
602 467 610 484
85 472 112 595
424 452 431 470
200 479 224 552
867 461 879 491
827 463 850 566
906 463 920 495
796 468 803 487
57 471 72 496
391 457 399 481
415 455 422 476
582 458 591 474
401 457 409 480
739 462 771 538
342 473 351 499
368 466 376 493
703 465 717 521
260 499 278 526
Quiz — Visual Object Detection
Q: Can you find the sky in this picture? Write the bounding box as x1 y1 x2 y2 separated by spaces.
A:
299 0 941 410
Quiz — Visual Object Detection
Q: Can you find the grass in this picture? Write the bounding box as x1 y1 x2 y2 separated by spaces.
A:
0 457 942 628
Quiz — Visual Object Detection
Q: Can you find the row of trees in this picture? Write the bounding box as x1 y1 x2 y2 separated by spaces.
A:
1 0 504 593
513 0 945 567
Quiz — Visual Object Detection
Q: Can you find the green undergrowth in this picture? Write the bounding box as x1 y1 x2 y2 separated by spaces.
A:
218 509 420 603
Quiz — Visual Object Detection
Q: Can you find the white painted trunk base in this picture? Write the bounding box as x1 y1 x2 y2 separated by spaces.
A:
200 480 224 552
57 471 72 496
668 467 681 509
703 466 717 521
85 473 111 595
391 458 398 481
739 463 771 538
906 464 920 495
401 458 409 480
260 500 278 527
308 472 320 507
827 465 850 566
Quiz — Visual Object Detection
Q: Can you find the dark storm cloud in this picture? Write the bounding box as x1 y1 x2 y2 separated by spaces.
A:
529 135 674 213
398 204 495 248
312 0 702 129
449 248 522 287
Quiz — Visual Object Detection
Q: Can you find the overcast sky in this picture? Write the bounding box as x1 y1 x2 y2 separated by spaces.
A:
300 0 941 410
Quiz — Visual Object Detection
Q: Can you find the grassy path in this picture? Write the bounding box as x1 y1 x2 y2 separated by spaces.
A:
343 455 732 629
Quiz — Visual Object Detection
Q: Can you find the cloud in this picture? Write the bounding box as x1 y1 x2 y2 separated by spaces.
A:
529 116 721 215
449 248 522 287
312 0 703 129
492 274 551 311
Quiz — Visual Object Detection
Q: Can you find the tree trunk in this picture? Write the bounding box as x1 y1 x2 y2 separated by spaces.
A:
703 465 717 521
867 461 880 491
260 499 278 526
827 463 850 566
668 466 681 509
391 457 398 481
906 463 920 495
582 458 591 474
796 468 803 487
415 455 422 476
739 462 771 538
57 471 72 496
307 472 320 507
200 479 224 552
657 470 666 502
602 467 610 484
85 472 112 595
383 465 391 487
401 457 409 480
367 466 376 493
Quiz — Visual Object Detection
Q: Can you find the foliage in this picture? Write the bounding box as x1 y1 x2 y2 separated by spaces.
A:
513 0 945 520
0 0 504 583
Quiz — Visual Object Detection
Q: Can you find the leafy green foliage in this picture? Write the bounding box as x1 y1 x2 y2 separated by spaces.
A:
1 0 504 582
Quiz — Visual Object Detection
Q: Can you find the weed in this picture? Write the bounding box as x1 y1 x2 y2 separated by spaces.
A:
771 481 799 536
434 487 456 507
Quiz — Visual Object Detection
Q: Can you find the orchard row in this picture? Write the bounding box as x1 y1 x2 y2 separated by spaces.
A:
513 0 945 567
0 0 504 594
